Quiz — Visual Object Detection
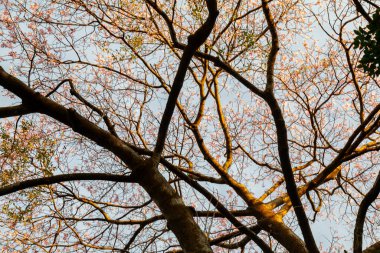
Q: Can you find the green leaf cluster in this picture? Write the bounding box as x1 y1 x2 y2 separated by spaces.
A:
0 120 56 184
353 9 380 77
0 121 57 223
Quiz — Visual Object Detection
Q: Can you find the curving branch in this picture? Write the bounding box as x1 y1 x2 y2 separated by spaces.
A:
262 0 279 93
0 65 214 253
145 0 266 98
260 0 319 252
0 173 135 197
152 0 219 160
353 172 380 253
0 66 143 168
68 80 119 137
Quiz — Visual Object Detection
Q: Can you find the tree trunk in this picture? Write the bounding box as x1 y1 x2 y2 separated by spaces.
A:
134 162 212 253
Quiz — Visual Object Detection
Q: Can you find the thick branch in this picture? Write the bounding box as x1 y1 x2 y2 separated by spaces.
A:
163 160 274 253
363 241 380 253
152 0 219 159
261 0 318 251
352 0 372 22
0 104 34 118
0 66 214 253
264 94 319 253
0 66 143 168
262 0 279 92
130 143 308 253
353 172 380 253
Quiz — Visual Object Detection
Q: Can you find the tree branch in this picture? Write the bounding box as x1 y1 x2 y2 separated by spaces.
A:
163 160 274 253
0 173 135 197
352 0 372 23
0 66 143 169
0 105 34 118
353 172 380 253
261 0 319 251
363 241 380 253
152 0 219 160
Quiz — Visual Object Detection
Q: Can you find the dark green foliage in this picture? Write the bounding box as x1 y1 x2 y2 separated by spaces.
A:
354 9 380 77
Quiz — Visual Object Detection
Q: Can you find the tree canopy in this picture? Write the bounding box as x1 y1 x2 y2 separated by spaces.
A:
0 0 379 252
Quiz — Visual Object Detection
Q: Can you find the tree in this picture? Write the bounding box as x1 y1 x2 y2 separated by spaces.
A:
0 0 379 252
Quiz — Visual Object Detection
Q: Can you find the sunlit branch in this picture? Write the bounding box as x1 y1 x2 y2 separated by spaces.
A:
0 65 214 253
261 0 319 251
163 160 274 253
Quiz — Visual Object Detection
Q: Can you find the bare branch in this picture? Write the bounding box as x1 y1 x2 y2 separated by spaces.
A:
353 172 380 253
152 0 219 159
0 105 33 118
0 173 135 197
